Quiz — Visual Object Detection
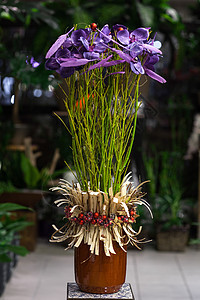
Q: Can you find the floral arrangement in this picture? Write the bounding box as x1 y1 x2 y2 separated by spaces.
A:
45 23 165 255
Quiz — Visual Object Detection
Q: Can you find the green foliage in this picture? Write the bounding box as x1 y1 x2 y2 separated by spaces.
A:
190 239 200 245
9 53 55 89
0 151 66 191
0 0 60 90
144 150 190 229
0 202 32 262
0 202 32 214
0 182 17 194
20 154 41 189
136 2 155 28
0 1 58 29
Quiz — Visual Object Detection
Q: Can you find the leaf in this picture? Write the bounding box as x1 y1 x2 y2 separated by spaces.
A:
0 203 31 213
190 239 200 245
6 220 33 233
5 244 29 256
20 153 41 189
136 3 155 28
0 253 11 262
0 11 15 21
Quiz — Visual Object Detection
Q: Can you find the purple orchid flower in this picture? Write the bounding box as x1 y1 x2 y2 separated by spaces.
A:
45 23 166 83
143 54 166 83
130 28 149 42
117 29 130 45
45 47 71 71
116 27 150 46
91 25 112 53
71 28 90 47
45 27 74 59
113 24 127 32
99 24 112 43
26 56 40 68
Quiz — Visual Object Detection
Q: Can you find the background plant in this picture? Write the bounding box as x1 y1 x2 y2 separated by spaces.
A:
0 203 32 262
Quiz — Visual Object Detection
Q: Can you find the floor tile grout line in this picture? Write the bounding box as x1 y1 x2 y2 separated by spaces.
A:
175 254 194 300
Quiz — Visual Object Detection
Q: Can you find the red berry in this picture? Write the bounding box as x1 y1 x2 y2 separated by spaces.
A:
91 219 96 225
130 210 134 216
102 215 107 220
118 216 122 221
79 220 84 225
91 23 97 31
130 216 135 221
79 213 84 219
94 212 99 219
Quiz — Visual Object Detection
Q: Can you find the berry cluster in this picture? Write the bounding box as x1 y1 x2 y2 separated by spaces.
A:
118 208 136 223
64 206 137 227
72 211 112 228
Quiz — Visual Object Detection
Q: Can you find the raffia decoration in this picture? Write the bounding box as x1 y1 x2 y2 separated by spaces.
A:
50 174 152 256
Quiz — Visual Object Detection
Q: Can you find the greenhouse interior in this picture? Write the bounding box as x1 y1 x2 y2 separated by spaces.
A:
0 0 200 300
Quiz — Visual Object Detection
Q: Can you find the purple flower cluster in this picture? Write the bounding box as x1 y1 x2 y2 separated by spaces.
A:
45 23 166 83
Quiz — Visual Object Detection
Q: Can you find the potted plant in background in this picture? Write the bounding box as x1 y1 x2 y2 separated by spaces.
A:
155 151 191 251
0 147 67 250
0 202 31 296
45 23 166 293
144 150 191 251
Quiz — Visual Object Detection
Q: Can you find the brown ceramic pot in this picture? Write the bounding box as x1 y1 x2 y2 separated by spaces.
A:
74 241 127 294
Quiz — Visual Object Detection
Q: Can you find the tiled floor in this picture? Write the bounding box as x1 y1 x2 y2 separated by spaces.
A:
1 241 200 300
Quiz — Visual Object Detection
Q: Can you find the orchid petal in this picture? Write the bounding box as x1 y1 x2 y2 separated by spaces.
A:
117 29 130 45
46 34 68 59
144 67 166 83
60 58 91 67
45 27 74 59
145 55 159 66
88 55 113 71
96 28 127 50
100 24 111 43
93 42 107 53
111 48 132 63
131 28 149 41
45 57 59 70
55 48 71 59
80 36 90 51
103 59 125 67
83 52 100 60
71 29 88 47
113 24 127 32
143 44 162 54
129 43 143 58
62 38 72 48
130 61 144 75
